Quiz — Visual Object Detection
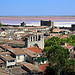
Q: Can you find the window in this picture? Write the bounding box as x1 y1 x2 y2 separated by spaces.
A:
33 36 35 41
8 60 14 62
31 36 32 41
38 35 41 41
18 55 20 60
24 55 25 60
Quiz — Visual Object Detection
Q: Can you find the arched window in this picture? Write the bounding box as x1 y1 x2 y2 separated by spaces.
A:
33 36 35 41
31 36 32 41
38 35 41 41
33 44 39 47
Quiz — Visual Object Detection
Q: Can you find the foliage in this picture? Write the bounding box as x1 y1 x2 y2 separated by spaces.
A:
44 36 75 75
60 59 75 75
44 35 75 47
0 21 3 26
66 35 75 46
44 37 63 47
45 66 55 75
44 45 70 75
61 33 65 35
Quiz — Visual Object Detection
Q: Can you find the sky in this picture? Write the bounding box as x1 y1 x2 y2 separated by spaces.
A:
0 0 75 16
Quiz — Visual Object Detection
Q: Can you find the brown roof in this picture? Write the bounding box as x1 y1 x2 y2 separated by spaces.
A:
44 36 53 40
22 48 36 57
23 34 32 38
23 63 42 73
11 67 27 74
0 52 11 55
0 59 4 64
1 56 15 61
0 67 10 75
8 48 26 55
65 45 74 49
0 72 10 75
34 26 48 29
0 48 4 52
24 26 48 29
40 63 49 74
0 44 12 50
70 51 75 54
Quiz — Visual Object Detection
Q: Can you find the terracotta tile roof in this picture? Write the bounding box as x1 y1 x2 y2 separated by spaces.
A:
11 67 27 74
0 52 11 55
8 48 26 55
23 63 42 73
40 63 49 74
44 36 52 40
65 45 74 49
70 51 75 54
0 67 10 75
0 44 12 50
0 48 4 52
22 48 36 57
63 35 68 38
0 56 15 61
27 47 43 53
0 59 4 63
0 72 10 75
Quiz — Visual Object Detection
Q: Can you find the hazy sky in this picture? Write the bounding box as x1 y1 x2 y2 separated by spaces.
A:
0 0 75 16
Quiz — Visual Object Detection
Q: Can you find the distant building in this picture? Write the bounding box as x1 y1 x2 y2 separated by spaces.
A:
23 34 44 49
21 22 26 27
71 24 75 30
41 20 54 26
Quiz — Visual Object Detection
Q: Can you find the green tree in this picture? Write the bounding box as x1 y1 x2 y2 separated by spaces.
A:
66 35 75 46
60 59 75 75
44 37 62 47
44 45 70 75
0 21 3 26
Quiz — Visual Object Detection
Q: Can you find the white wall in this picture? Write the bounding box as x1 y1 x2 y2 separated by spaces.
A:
6 60 16 66
28 35 44 49
16 55 25 62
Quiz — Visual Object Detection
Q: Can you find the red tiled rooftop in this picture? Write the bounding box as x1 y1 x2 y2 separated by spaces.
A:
40 64 49 74
63 35 68 38
27 47 43 53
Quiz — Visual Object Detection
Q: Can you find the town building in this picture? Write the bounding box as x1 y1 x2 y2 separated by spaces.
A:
41 20 54 27
23 34 44 49
71 24 75 30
